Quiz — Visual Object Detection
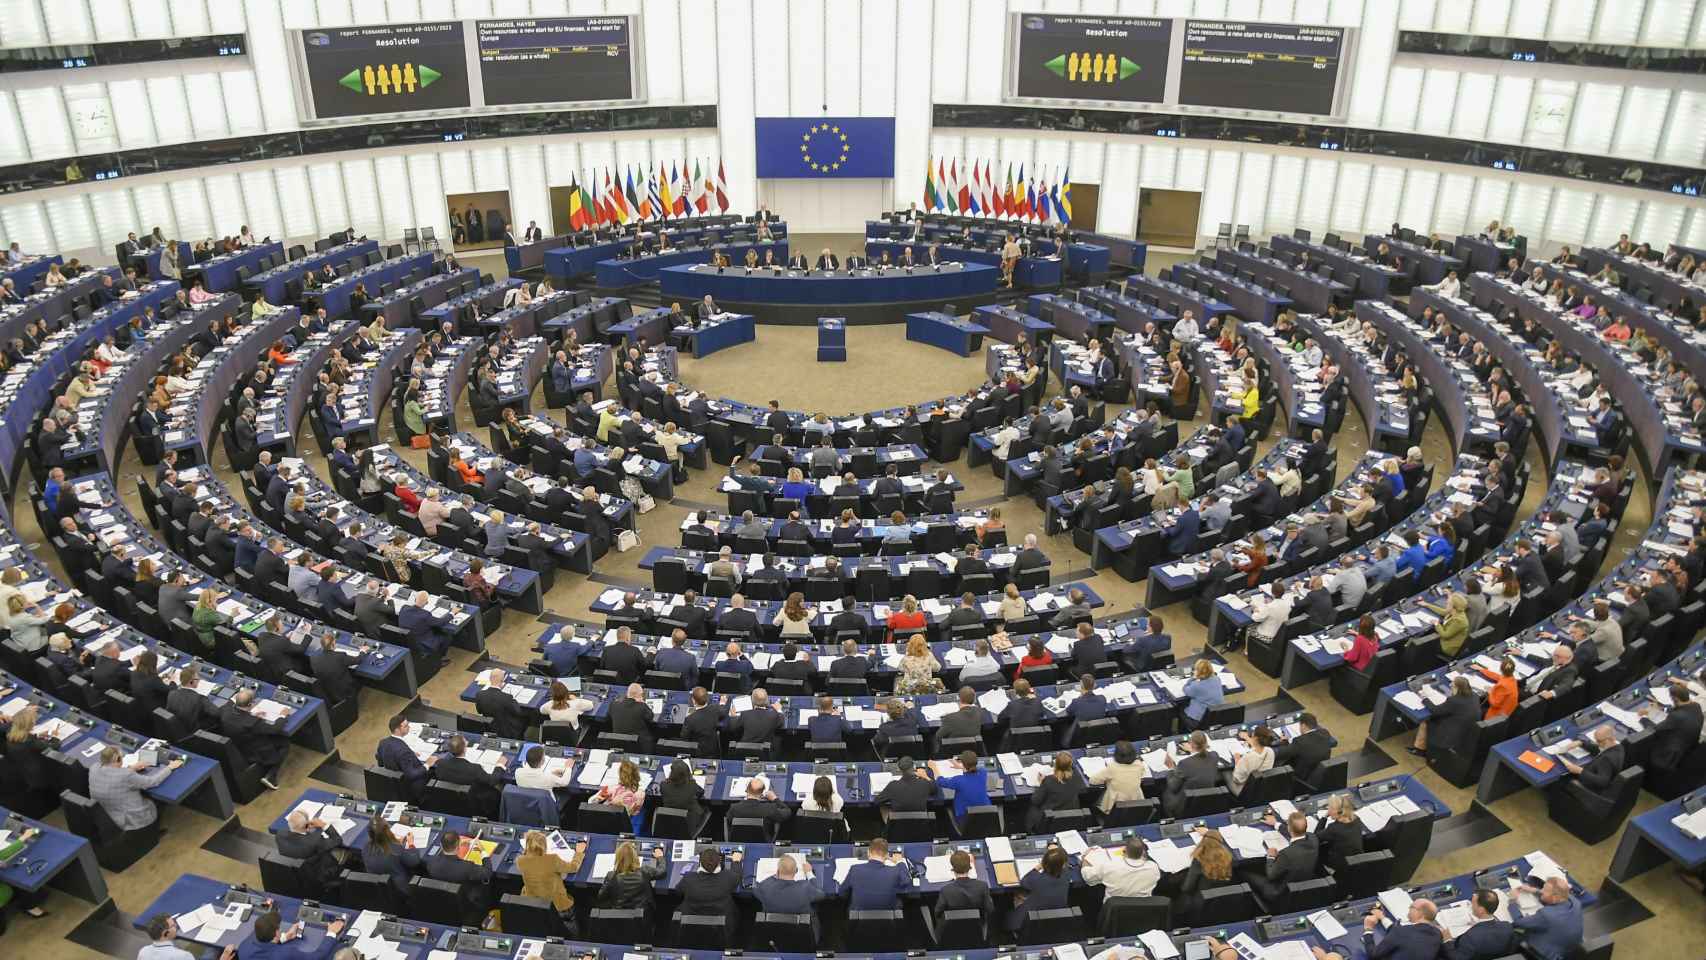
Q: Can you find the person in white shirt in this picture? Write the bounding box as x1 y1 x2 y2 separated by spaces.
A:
540 679 596 728
514 744 575 791
990 419 1021 460
957 638 1002 681
1249 581 1294 640
1079 837 1161 898
140 913 236 960
1427 270 1462 299
801 774 844 814
1172 310 1200 342
1301 338 1323 369
1227 725 1276 794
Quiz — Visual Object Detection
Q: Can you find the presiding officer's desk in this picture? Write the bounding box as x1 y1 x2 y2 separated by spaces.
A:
0 669 231 819
864 239 1062 289
543 219 788 280
659 261 999 306
1277 459 1594 691
0 804 105 903
595 242 789 288
1470 273 1706 485
866 217 1111 279
1610 786 1706 880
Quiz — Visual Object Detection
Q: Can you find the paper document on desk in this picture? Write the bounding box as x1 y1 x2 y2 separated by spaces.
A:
834 858 863 883
924 854 975 883
1137 930 1181 959
1264 939 1316 960
1309 909 1348 939
1146 837 1194 873
1378 887 1413 925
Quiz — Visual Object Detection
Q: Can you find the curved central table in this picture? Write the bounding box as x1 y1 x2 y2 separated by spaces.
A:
656 261 1001 324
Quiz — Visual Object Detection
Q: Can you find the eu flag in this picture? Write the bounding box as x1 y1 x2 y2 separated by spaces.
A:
754 117 896 179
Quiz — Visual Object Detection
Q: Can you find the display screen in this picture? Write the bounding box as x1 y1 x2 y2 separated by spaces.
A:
300 21 471 119
1012 14 1171 103
1178 20 1344 115
476 17 636 106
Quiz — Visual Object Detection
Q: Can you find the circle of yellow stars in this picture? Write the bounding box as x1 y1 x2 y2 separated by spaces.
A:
800 124 850 172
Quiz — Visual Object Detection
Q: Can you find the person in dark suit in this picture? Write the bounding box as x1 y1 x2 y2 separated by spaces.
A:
679 687 726 757
677 847 746 927
307 633 359 704
1248 470 1282 528
398 591 454 664
937 687 987 743
607 682 656 751
728 775 793 837
1648 685 1704 776
1444 889 1518 960
1244 812 1319 904
1272 713 1334 784
828 638 869 678
433 734 508 813
126 650 170 716
718 594 761 637
375 712 437 799
163 665 213 731
753 853 824 932
1362 898 1446 960
86 640 131 693
1530 645 1579 701
730 689 785 745
807 695 855 743
1413 676 1480 758
424 827 496 921
933 849 993 927
218 688 290 788
1161 731 1220 818
1511 539 1549 592
770 642 812 683
276 810 345 889
599 626 647 682
1561 725 1624 795
1165 505 1201 557
875 756 938 818
474 669 535 739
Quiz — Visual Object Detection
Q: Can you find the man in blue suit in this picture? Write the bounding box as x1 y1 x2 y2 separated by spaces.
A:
842 838 912 910
1164 503 1201 557
376 712 437 800
807 695 855 743
541 630 586 676
754 854 824 933
652 628 700 679
1444 889 1517 960
1394 531 1428 580
398 590 454 665
328 436 357 477
1129 614 1171 672
1511 877 1582 960
1362 898 1445 960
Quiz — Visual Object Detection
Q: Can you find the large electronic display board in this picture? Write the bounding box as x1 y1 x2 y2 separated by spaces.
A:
1011 14 1172 103
1177 21 1346 115
475 17 636 106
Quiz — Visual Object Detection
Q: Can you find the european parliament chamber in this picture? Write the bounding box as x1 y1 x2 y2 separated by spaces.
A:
0 3 1703 960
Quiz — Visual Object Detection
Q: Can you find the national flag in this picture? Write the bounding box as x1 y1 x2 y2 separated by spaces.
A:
945 159 959 213
923 156 936 211
1060 166 1072 223
621 166 638 220
1026 178 1038 221
657 162 674 220
1048 181 1062 224
1012 164 1026 218
938 158 951 210
956 159 971 214
1034 170 1049 224
978 161 992 217
689 159 705 213
607 169 626 224
714 158 729 212
566 174 585 231
588 175 603 227
993 163 1007 218
967 163 981 216
672 161 687 216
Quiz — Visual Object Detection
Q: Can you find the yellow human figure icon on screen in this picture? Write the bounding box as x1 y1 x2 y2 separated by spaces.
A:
389 64 403 93
375 65 391 94
403 63 418 93
362 64 376 95
1066 52 1079 81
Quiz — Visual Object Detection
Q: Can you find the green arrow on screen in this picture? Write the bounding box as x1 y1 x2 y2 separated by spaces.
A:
338 68 362 92
1117 56 1140 79
1042 54 1142 80
418 64 442 87
1044 54 1068 76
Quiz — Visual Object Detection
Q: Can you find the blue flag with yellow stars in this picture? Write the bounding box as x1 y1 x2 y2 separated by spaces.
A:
754 117 896 179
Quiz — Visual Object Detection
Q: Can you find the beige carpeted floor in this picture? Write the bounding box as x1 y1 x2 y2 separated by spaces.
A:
5 246 1699 957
